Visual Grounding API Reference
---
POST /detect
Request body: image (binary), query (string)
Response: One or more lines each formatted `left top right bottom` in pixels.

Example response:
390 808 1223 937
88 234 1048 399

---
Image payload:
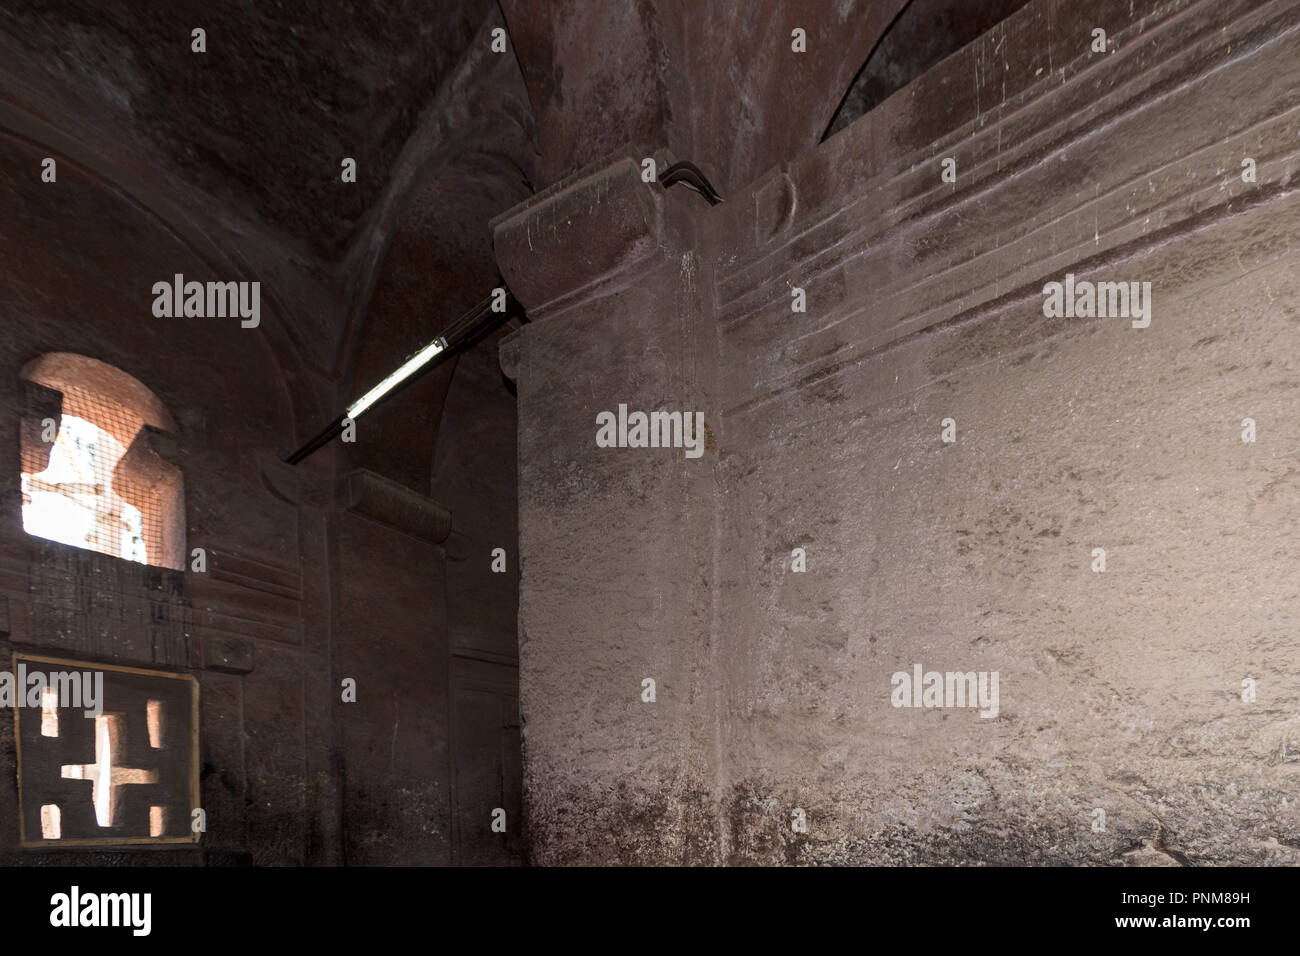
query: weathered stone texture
504 0 1300 864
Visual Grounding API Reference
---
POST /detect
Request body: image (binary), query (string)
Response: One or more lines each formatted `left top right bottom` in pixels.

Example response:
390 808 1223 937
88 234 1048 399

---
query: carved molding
336 469 452 544
711 0 1300 416
492 150 669 317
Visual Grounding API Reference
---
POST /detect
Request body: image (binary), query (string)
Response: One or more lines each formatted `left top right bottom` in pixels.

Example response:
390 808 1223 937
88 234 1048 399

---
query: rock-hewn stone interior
0 0 1295 866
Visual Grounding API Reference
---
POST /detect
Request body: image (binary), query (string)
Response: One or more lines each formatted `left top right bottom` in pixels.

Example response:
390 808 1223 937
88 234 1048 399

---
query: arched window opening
19 353 184 570
824 0 1034 140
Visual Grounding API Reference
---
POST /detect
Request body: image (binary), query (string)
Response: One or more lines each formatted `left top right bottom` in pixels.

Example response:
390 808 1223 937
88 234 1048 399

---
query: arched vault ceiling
0 0 495 260
499 0 910 193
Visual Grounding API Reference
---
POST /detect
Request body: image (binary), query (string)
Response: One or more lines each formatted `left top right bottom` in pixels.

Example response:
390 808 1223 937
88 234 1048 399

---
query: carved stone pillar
494 150 725 864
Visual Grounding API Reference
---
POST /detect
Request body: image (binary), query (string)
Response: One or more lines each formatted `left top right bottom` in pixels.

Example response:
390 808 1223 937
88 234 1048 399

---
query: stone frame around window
14 652 200 848
18 353 186 571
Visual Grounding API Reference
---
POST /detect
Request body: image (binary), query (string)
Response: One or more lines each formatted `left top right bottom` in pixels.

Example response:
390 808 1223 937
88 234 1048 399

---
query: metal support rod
282 415 346 466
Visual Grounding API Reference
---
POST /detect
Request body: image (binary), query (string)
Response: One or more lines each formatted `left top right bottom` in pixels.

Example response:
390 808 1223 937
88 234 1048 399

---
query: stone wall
0 121 522 865
501 0 1300 864
0 129 311 864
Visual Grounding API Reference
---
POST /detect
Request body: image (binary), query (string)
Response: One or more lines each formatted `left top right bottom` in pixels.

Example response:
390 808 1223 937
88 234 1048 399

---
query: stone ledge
199 632 254 674
492 149 668 317
336 469 452 544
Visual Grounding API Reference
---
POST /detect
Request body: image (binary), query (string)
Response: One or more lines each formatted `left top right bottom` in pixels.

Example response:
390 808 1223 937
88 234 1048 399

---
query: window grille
21 384 155 565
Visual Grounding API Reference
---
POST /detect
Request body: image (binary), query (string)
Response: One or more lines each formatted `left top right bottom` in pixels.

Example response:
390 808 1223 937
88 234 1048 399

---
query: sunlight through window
22 412 147 564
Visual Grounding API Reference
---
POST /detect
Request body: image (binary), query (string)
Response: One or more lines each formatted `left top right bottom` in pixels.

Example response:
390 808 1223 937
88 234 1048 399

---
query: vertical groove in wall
700 214 732 863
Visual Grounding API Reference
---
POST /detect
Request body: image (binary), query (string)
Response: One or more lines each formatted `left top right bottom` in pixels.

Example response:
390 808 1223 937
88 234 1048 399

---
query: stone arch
824 0 1034 140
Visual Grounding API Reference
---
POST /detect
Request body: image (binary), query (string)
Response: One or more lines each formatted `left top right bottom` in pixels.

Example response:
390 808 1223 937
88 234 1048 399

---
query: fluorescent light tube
346 336 447 420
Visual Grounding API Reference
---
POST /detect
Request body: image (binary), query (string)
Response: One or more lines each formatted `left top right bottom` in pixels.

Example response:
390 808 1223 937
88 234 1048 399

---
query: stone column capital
492 150 672 318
